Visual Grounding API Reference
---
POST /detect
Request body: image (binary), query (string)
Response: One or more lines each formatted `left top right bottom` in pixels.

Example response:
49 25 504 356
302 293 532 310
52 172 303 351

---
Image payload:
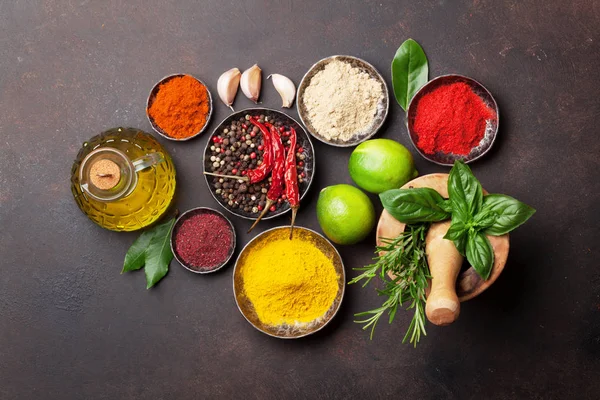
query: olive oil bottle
71 127 176 231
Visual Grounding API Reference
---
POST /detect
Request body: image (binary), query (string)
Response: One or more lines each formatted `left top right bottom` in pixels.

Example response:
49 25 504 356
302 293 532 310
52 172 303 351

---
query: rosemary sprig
349 223 431 347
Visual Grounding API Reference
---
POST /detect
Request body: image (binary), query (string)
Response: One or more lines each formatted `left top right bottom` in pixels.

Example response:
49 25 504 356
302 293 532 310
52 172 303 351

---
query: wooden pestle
425 221 464 326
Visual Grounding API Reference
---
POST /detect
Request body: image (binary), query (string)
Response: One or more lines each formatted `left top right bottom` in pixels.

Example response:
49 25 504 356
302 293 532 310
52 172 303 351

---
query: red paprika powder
413 82 496 156
148 75 210 139
174 213 233 270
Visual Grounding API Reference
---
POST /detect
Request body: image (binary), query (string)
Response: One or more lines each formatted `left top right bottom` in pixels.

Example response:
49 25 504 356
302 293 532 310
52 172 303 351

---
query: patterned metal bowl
146 73 213 141
406 74 499 166
233 226 345 339
297 55 389 147
170 207 236 274
203 108 315 221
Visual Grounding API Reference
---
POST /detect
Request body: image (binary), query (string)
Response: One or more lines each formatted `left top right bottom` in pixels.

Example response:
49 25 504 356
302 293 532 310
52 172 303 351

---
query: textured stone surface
0 1 599 399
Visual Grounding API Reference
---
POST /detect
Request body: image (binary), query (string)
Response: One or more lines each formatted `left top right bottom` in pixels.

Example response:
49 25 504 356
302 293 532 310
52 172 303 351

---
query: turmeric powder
239 229 339 326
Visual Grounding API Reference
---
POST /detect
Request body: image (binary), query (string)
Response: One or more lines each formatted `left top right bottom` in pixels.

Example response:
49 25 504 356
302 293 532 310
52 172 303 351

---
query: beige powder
303 60 383 142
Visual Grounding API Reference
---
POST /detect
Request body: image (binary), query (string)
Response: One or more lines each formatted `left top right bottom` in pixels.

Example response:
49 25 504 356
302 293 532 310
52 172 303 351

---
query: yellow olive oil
71 128 176 231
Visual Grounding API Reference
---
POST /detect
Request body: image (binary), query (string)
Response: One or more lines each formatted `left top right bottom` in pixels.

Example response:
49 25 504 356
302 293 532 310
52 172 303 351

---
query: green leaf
466 230 494 280
438 199 453 213
444 219 468 256
473 209 497 230
448 160 483 220
380 187 450 224
453 234 468 257
444 220 466 241
391 39 429 111
481 194 536 236
122 229 155 273
144 218 176 289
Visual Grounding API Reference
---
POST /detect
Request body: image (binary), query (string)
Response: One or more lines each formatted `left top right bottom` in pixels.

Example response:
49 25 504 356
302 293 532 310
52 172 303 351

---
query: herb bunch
381 161 536 279
350 224 430 346
352 160 535 344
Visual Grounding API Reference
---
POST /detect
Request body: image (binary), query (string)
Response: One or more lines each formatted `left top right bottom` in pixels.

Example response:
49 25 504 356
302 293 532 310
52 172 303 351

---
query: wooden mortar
375 173 510 326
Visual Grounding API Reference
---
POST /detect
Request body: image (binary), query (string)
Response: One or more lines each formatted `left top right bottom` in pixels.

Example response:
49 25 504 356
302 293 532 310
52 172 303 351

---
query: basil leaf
453 235 468 257
448 160 483 219
444 220 468 256
380 187 450 224
438 199 453 213
144 218 176 289
391 39 429 111
443 220 466 241
122 229 155 273
473 209 497 230
466 230 494 280
481 194 536 236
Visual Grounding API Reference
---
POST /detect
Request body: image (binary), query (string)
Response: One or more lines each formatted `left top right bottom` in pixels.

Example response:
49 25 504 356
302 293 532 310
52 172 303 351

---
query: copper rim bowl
170 207 236 274
297 55 389 147
233 226 345 339
406 74 499 166
146 73 213 141
203 108 315 221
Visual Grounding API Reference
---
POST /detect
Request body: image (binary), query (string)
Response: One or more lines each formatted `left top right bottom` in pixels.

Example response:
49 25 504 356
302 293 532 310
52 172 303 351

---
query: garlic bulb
217 68 241 111
268 74 296 108
240 64 262 103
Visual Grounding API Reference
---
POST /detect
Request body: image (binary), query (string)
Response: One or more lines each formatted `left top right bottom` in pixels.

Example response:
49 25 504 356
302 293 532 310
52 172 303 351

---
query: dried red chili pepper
248 124 285 233
284 127 300 239
204 117 273 184
245 117 273 183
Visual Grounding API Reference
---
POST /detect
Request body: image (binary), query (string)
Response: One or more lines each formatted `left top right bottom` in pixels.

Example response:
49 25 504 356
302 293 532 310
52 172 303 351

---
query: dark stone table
1 1 598 399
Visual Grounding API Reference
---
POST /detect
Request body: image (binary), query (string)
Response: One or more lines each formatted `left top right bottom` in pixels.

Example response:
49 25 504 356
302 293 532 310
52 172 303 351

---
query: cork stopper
89 159 121 190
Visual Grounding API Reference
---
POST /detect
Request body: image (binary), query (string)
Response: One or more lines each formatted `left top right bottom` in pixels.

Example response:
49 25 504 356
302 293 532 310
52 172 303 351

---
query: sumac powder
174 212 233 270
413 82 496 156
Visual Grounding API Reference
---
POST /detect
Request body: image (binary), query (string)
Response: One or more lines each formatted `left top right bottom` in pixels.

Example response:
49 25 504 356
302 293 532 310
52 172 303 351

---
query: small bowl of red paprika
146 73 213 141
170 207 236 274
407 74 499 166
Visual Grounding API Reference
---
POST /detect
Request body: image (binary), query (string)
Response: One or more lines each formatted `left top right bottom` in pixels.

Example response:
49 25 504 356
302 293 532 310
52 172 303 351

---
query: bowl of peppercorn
203 108 314 221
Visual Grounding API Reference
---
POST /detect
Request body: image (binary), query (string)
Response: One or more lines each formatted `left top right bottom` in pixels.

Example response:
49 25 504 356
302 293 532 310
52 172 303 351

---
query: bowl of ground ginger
233 226 345 338
297 55 389 147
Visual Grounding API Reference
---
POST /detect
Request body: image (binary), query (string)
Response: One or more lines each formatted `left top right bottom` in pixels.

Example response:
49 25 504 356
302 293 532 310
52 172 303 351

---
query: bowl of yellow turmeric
233 226 345 338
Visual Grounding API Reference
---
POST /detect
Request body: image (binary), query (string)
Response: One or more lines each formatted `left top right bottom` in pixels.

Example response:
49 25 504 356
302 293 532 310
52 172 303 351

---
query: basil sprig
380 160 535 280
391 39 429 111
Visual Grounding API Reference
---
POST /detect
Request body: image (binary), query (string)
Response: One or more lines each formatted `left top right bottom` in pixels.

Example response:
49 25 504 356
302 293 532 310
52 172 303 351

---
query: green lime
348 139 418 194
316 184 375 245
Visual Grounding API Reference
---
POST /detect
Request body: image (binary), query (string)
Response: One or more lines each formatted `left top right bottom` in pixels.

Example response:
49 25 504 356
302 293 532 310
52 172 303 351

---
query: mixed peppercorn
205 113 310 219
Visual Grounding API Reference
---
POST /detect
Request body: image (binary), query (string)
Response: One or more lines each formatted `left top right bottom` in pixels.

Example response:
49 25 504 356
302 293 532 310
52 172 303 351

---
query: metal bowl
146 73 213 141
233 226 345 339
406 74 499 166
203 108 315 220
170 207 236 274
297 55 389 147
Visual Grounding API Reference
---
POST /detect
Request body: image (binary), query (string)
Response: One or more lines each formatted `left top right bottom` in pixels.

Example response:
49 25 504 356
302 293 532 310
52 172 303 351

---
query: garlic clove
240 64 262 103
268 74 296 108
217 68 242 111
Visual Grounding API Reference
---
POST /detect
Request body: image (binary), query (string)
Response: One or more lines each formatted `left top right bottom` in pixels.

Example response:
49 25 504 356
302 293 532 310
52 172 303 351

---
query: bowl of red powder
407 74 499 166
170 207 236 274
146 73 213 141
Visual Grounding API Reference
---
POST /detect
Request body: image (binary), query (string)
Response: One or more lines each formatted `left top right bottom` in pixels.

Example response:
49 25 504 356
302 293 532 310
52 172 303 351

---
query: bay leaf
144 218 176 289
